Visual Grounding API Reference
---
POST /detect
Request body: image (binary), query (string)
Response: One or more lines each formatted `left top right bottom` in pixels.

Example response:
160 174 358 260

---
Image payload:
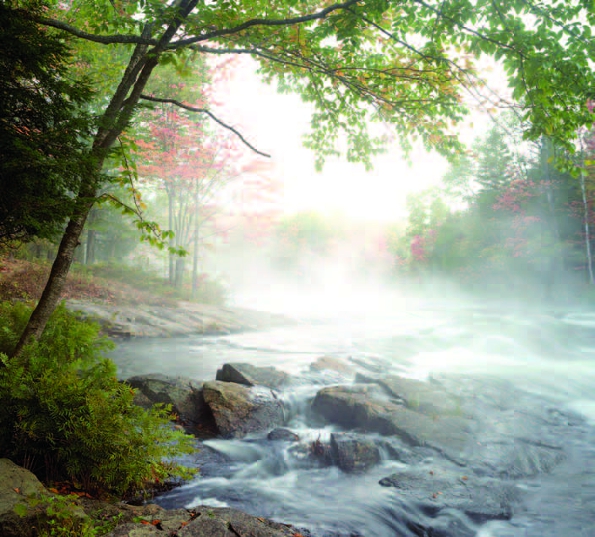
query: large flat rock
377 375 463 417
379 460 523 521
311 384 473 461
68 300 293 338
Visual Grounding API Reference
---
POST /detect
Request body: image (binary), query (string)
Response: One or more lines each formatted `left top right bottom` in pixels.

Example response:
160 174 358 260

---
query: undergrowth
0 301 197 497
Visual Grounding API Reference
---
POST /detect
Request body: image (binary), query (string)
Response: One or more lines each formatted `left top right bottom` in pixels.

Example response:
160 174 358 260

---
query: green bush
0 302 197 496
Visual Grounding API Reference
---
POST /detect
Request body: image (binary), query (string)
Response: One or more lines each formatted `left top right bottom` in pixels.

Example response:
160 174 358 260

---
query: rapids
110 292 595 536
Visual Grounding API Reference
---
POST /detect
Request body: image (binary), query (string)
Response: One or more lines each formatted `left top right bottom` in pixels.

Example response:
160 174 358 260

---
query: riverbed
109 292 595 536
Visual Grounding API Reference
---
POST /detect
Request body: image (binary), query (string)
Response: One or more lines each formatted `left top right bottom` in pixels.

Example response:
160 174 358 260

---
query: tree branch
169 0 363 47
139 94 271 157
36 16 156 45
37 1 362 49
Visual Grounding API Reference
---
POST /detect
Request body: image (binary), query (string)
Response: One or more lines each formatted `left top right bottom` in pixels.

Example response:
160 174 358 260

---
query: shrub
0 302 197 496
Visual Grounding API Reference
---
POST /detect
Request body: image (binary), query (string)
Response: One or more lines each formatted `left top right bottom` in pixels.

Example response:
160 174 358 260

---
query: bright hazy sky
216 59 494 222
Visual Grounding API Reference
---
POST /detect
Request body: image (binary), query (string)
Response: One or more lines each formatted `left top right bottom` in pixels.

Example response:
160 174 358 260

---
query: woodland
2 0 595 534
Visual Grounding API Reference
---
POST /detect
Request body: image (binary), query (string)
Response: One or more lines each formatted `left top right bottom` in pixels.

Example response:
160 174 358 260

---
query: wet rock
178 507 298 537
379 460 523 521
311 384 472 461
203 381 285 438
125 374 215 435
216 363 289 389
472 438 565 478
330 432 380 473
309 356 354 375
267 428 300 442
377 376 463 417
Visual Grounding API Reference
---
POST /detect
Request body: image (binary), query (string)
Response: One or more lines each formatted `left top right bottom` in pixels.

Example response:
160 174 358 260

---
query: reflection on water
110 297 595 536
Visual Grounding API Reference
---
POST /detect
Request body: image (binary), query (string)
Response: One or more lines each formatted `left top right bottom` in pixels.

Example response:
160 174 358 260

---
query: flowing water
111 289 595 536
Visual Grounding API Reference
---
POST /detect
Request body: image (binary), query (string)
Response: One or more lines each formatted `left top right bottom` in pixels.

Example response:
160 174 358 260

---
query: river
110 288 595 536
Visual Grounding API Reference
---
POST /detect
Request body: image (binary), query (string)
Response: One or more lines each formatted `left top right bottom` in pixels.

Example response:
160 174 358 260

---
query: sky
215 59 496 223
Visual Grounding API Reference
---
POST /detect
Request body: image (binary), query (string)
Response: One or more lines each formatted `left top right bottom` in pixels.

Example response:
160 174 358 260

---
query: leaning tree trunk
8 1 197 359
11 189 96 357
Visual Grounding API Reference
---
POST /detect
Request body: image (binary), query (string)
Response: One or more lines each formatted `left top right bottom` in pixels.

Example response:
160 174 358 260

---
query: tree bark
168 191 175 285
580 172 594 285
12 196 94 357
191 190 200 300
86 229 96 265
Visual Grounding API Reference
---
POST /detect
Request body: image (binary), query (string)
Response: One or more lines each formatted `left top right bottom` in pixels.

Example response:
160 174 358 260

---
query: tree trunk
175 256 185 288
86 229 96 265
168 192 175 286
11 199 94 357
191 187 200 299
580 173 594 285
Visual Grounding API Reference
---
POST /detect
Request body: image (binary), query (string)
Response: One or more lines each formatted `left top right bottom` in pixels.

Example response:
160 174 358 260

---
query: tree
135 102 238 288
8 0 595 355
0 3 94 244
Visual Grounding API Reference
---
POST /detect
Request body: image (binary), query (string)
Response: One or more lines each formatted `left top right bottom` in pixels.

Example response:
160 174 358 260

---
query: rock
267 428 300 442
472 439 565 478
377 376 463 417
216 363 289 389
311 384 472 461
379 460 523 521
104 505 300 537
330 432 380 473
125 374 216 435
177 507 298 537
67 300 293 339
202 381 285 438
107 523 161 536
310 356 353 375
0 459 85 537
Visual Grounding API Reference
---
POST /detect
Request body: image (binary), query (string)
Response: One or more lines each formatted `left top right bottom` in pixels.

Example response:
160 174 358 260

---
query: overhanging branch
139 94 271 157
170 0 363 47
37 1 362 48
36 16 156 45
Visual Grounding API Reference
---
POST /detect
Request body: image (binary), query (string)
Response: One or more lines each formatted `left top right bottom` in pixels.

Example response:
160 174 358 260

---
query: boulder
330 432 380 473
311 384 472 461
379 460 523 521
202 381 285 438
125 374 216 435
216 363 289 389
0 459 85 537
267 428 300 442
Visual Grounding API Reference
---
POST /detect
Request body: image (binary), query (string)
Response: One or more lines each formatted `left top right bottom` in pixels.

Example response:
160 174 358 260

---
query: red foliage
492 179 537 213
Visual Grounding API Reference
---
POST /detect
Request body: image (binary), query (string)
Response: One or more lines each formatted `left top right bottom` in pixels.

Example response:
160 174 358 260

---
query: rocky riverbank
67 299 295 338
0 353 582 537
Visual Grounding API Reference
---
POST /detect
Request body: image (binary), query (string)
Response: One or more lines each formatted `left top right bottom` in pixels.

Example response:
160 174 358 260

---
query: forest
2 0 595 536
